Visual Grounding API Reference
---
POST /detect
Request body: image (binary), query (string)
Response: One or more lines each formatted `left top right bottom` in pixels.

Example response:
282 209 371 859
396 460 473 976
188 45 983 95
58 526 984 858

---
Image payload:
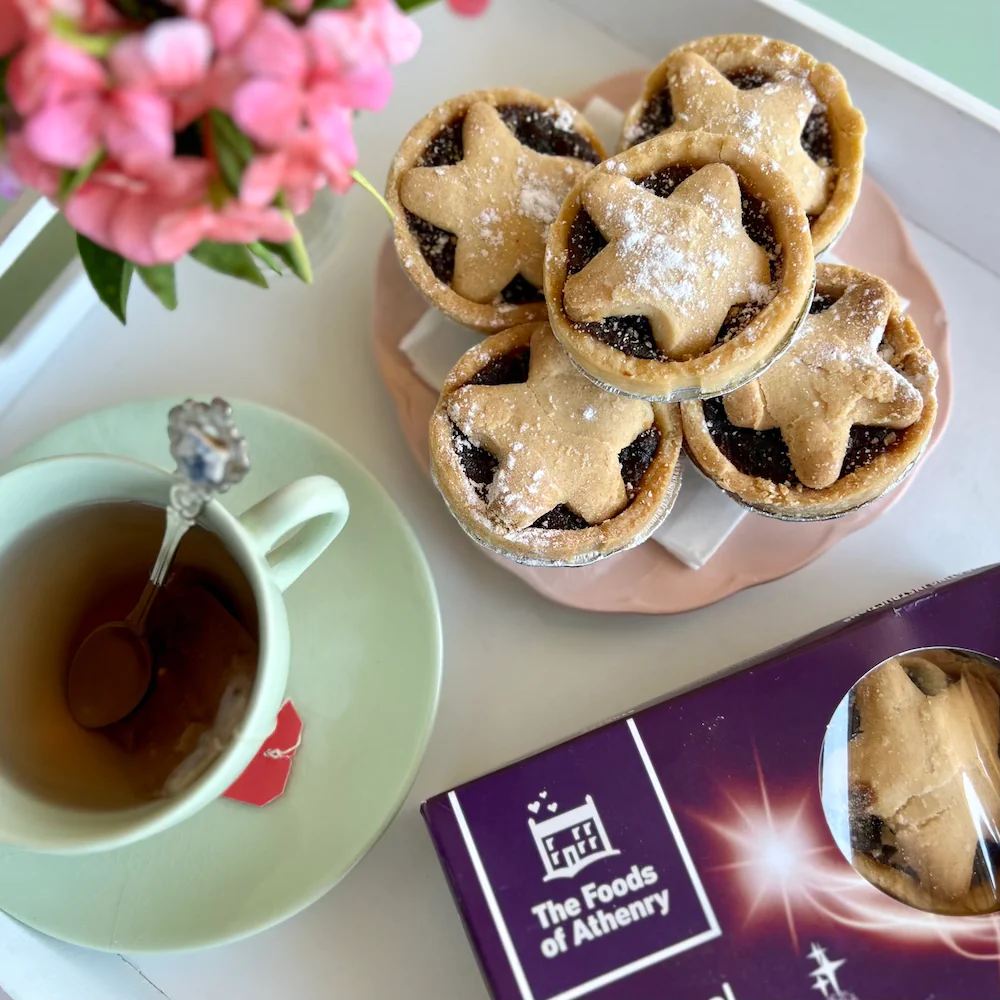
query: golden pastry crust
848 651 1000 916
544 130 815 401
429 322 683 565
681 264 938 519
564 163 772 361
853 854 1000 917
620 34 866 254
386 88 606 333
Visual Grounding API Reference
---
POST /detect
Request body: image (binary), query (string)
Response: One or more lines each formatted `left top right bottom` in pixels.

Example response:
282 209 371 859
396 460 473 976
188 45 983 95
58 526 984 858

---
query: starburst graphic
807 942 846 997
697 749 831 950
695 747 1000 964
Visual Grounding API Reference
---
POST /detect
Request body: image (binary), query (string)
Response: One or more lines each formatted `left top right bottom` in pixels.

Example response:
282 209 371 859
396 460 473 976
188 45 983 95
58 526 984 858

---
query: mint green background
800 0 999 106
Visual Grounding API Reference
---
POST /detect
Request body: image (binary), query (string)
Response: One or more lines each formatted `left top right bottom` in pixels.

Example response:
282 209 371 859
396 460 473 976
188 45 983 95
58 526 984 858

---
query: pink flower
231 11 306 145
23 93 104 168
308 56 392 112
103 90 175 166
81 0 128 33
110 19 213 91
66 158 212 265
7 36 106 117
5 133 60 199
0 0 28 58
172 54 243 128
242 123 356 216
203 201 294 243
66 157 294 265
7 32 172 172
447 0 491 15
231 7 390 148
17 73 173 171
232 78 301 146
110 19 232 129
2 0 418 282
305 0 421 111
179 0 261 53
240 8 305 81
353 0 422 65
304 88 358 184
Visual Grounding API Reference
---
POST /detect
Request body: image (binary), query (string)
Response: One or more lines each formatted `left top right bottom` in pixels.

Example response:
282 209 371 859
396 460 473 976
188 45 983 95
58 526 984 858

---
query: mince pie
620 34 866 254
544 130 815 401
682 264 937 519
847 650 1000 916
386 88 606 332
429 321 683 565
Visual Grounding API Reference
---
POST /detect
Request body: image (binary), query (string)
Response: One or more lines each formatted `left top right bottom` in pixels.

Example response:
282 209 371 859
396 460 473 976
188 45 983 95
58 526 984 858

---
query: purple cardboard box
423 565 1000 1000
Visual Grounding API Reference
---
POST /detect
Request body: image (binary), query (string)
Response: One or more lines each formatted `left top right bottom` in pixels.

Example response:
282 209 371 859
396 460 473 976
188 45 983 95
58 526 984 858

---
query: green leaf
350 168 394 220
261 204 313 284
189 241 268 288
312 0 353 8
209 110 254 195
248 242 284 275
58 149 104 202
76 234 133 324
137 264 177 311
260 230 313 285
50 14 123 57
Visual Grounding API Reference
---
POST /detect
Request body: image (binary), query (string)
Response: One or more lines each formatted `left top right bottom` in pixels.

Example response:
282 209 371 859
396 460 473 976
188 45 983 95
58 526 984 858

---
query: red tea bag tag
224 700 303 806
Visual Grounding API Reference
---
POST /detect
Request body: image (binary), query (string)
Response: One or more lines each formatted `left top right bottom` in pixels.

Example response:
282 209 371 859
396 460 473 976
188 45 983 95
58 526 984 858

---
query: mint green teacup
0 455 348 854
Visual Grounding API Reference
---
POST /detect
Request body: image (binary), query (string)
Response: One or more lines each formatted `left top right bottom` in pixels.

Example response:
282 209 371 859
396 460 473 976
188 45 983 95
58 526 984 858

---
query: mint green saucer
0 399 442 952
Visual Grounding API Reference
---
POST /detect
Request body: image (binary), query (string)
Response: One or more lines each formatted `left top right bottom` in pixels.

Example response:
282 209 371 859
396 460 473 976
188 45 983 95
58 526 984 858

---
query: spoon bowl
66 622 152 729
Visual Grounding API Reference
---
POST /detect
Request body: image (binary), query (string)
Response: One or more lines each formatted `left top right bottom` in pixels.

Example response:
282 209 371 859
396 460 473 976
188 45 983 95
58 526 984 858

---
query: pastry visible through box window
543 130 815 401
429 321 683 566
846 649 1000 916
620 34 866 254
681 263 937 519
386 89 606 333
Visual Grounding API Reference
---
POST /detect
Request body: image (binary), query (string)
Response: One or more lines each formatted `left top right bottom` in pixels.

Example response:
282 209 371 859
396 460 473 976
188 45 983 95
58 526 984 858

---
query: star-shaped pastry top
850 656 1000 901
666 52 835 215
563 165 772 360
723 275 924 489
448 326 654 530
399 102 591 303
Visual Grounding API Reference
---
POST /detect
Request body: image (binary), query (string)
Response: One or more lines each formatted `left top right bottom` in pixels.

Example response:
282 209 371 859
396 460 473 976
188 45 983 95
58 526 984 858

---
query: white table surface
2 1 999 998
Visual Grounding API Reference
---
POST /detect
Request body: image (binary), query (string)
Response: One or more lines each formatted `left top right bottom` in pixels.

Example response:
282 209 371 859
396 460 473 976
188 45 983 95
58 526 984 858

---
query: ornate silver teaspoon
67 398 249 729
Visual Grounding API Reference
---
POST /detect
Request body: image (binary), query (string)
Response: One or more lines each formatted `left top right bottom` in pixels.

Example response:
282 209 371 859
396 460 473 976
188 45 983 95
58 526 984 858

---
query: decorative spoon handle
124 398 250 632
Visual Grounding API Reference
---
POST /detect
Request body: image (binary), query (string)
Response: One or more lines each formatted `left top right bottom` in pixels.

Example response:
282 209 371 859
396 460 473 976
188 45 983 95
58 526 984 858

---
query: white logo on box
528 793 620 881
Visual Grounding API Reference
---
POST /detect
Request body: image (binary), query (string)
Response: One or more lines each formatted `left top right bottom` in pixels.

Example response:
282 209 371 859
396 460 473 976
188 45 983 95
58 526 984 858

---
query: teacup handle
238 476 349 592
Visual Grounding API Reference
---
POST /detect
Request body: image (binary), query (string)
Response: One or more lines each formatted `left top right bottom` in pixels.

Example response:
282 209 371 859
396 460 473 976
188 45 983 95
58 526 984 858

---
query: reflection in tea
0 501 258 809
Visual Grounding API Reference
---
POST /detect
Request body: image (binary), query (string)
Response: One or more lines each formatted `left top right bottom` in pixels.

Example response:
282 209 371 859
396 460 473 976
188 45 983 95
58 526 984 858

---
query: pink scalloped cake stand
371 71 953 615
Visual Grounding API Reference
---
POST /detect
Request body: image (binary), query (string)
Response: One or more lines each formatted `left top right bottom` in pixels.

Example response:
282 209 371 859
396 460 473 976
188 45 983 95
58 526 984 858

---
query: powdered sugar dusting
666 54 836 215
443 329 654 537
549 101 576 132
519 177 563 224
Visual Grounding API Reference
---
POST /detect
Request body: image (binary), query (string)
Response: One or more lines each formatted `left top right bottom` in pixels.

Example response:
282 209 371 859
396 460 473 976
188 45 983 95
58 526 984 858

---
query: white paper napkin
580 95 626 154
398 310 483 389
399 307 747 570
